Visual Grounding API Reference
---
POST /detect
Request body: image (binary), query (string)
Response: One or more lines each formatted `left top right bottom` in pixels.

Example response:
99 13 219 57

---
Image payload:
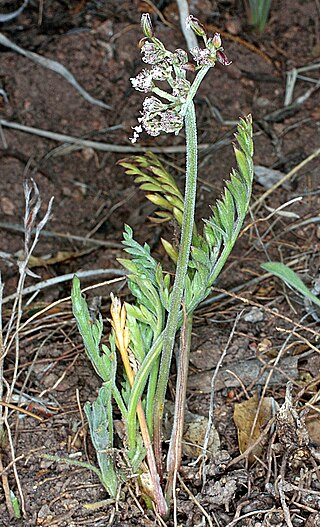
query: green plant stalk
153 101 198 471
127 75 213 460
180 67 210 117
146 356 160 434
248 0 271 32
165 312 192 503
127 335 163 450
145 294 164 435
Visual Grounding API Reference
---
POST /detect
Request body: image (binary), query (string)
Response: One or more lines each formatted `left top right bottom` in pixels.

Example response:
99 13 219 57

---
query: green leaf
161 238 178 265
72 276 110 382
261 262 320 308
191 246 211 269
10 491 21 519
187 115 254 310
84 384 119 497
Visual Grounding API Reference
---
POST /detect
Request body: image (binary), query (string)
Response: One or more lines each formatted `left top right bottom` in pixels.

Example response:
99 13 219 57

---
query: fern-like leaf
118 152 184 225
118 152 199 262
189 115 254 308
120 224 158 284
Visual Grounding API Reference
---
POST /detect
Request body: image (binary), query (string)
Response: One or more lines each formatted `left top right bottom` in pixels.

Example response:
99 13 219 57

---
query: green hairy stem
153 102 198 466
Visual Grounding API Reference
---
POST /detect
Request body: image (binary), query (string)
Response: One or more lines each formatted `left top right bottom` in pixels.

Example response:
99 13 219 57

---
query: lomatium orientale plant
72 14 254 517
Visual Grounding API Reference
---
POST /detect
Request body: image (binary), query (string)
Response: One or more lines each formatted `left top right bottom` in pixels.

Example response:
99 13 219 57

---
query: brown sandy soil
0 1 319 525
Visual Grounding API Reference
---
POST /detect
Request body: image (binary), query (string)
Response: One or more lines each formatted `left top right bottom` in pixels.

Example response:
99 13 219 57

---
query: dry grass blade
0 179 54 518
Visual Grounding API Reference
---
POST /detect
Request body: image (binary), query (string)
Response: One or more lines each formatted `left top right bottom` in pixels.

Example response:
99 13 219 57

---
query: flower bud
217 50 232 66
186 15 206 37
141 13 154 38
138 37 147 49
182 62 196 72
212 32 222 49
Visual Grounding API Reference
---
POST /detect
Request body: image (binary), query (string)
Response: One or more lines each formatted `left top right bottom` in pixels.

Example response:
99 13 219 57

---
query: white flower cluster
130 41 188 142
130 14 231 143
130 96 184 143
190 47 216 67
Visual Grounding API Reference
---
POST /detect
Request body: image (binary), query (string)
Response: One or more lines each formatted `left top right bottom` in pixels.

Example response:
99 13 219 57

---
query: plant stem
111 302 167 516
153 101 198 472
127 335 163 448
165 310 192 503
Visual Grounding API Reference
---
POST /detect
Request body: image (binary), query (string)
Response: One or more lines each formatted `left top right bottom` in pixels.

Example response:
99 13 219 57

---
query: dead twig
0 0 28 23
251 147 320 211
2 269 126 305
0 221 123 249
211 288 320 338
0 119 229 154
227 417 275 468
0 401 43 422
278 477 294 527
177 473 215 527
202 311 243 486
224 508 275 527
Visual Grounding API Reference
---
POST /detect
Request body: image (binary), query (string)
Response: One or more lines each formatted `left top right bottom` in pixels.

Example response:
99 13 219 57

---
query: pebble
243 307 264 323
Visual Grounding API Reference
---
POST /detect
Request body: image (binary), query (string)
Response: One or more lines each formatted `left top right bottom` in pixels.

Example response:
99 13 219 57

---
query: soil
0 1 320 526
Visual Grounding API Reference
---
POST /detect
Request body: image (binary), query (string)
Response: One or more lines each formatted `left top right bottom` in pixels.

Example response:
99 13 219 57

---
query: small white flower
130 69 154 92
142 113 162 136
172 78 190 100
142 42 166 65
129 124 143 143
151 63 172 81
143 96 166 114
168 48 188 66
190 47 216 66
161 110 183 134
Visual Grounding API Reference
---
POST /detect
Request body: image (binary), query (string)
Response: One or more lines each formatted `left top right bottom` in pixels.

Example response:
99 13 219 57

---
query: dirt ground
0 1 320 526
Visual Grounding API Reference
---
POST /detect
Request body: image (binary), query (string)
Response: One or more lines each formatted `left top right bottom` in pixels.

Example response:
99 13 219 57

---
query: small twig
224 508 275 527
211 288 320 338
0 401 43 422
0 119 228 154
278 477 294 527
143 0 174 29
2 277 126 357
177 473 214 527
1 180 54 517
251 147 320 211
2 270 126 305
0 0 28 23
246 329 295 470
202 311 243 486
227 417 275 468
0 221 123 249
199 274 271 309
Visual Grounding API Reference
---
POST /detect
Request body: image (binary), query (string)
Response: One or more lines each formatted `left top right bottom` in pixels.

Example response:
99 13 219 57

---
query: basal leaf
261 261 320 308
